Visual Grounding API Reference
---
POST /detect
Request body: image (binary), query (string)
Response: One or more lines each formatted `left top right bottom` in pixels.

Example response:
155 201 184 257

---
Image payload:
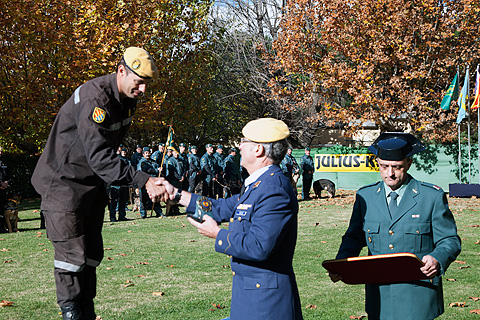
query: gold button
256 283 260 288
368 237 372 243
218 240 223 246
389 244 394 249
238 217 242 221
367 229 370 233
416 230 420 234
232 271 235 276
230 218 234 223
389 230 394 235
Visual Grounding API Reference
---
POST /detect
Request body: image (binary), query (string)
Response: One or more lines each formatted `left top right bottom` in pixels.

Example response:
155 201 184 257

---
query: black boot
61 303 84 320
81 302 96 320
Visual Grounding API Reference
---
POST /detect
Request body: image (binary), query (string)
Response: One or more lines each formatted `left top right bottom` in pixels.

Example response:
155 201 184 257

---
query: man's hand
329 272 342 283
187 215 220 239
421 255 440 278
145 177 169 203
154 177 175 201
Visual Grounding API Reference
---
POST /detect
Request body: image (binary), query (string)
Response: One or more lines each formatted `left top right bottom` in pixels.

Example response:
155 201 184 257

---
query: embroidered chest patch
92 107 106 123
237 204 252 210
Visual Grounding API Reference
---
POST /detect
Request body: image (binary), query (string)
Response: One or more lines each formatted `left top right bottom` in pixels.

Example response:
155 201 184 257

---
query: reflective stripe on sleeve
54 260 84 272
74 85 83 104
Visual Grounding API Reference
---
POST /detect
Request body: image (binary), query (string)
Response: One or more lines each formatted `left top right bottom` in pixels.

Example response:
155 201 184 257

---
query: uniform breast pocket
363 221 380 252
244 273 278 290
404 222 433 253
233 208 252 232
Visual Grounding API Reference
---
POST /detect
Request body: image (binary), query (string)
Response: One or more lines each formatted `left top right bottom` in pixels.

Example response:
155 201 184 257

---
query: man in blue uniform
158 118 303 320
31 47 166 319
329 132 461 320
300 147 314 200
130 144 143 169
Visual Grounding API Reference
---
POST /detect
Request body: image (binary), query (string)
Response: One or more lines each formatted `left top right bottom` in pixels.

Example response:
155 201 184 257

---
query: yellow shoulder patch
92 107 106 123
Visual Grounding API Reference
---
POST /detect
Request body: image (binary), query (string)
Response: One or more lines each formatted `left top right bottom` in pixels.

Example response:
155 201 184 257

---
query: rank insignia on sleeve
253 181 261 188
92 107 106 123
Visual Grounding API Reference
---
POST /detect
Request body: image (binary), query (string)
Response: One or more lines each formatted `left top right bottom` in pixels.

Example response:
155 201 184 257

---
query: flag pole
458 123 462 183
457 65 462 183
467 65 471 183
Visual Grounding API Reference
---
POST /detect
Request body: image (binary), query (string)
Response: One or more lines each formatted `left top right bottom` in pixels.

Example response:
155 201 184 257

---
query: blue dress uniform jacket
186 165 303 320
337 175 461 320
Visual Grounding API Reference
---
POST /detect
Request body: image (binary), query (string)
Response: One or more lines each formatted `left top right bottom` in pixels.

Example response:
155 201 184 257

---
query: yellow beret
242 118 290 143
123 47 158 79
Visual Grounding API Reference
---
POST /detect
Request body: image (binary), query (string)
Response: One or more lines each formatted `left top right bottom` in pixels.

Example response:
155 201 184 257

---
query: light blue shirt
384 177 410 206
244 165 273 192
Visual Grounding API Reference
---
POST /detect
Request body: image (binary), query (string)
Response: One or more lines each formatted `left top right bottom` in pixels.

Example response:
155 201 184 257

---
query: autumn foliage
270 0 480 141
0 0 213 153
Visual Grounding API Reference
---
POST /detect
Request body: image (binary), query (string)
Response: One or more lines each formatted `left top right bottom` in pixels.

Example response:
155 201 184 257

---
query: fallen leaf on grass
0 239 4 241
104 248 112 250
125 266 135 268
446 278 457 281
1 248 10 252
107 257 114 260
136 262 150 265
454 260 467 264
222 265 230 269
208 303 225 311
321 241 327 244
475 240 480 245
0 300 14 307
189 239 196 242
449 302 466 307
305 305 317 309
458 266 470 270
349 316 366 319
136 275 145 277
470 309 480 315
3 260 13 263
464 224 480 228
166 265 175 268
42 249 49 252
117 253 127 256
152 292 165 296
127 230 132 233
469 297 480 302
315 223 320 226
38 243 45 246
123 282 134 288
106 267 113 270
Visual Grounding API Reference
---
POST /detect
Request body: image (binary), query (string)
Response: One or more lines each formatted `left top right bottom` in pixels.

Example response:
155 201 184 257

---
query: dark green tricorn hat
368 132 425 161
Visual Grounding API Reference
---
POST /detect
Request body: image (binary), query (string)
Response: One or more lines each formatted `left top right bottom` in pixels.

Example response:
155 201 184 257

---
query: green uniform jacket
200 153 216 183
336 175 461 320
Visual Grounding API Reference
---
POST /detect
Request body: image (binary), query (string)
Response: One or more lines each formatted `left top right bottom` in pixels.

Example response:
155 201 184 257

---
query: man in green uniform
188 146 201 193
178 143 189 191
213 145 225 198
138 148 163 218
200 144 217 198
224 147 241 198
300 147 314 200
329 132 461 320
151 142 165 166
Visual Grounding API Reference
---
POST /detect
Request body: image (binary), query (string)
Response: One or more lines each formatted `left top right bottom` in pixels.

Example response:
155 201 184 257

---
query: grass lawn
0 190 479 319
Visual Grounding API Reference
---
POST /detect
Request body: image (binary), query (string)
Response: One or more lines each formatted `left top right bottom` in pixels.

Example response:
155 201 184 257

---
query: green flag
440 72 459 110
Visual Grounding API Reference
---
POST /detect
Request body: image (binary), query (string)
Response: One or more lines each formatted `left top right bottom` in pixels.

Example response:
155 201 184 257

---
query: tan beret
242 118 290 143
123 47 158 79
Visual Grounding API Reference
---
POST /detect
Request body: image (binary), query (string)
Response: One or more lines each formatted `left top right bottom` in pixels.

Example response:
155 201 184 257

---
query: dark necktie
239 183 246 197
389 191 398 217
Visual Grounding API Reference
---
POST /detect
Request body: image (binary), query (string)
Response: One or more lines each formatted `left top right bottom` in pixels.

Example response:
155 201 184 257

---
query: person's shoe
118 217 130 221
61 303 83 320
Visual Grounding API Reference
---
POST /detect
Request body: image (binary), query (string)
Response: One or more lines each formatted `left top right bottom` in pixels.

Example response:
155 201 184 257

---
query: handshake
144 177 177 204
144 176 221 239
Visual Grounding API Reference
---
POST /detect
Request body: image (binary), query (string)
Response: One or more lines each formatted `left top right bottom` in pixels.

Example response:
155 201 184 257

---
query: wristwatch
174 189 182 202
